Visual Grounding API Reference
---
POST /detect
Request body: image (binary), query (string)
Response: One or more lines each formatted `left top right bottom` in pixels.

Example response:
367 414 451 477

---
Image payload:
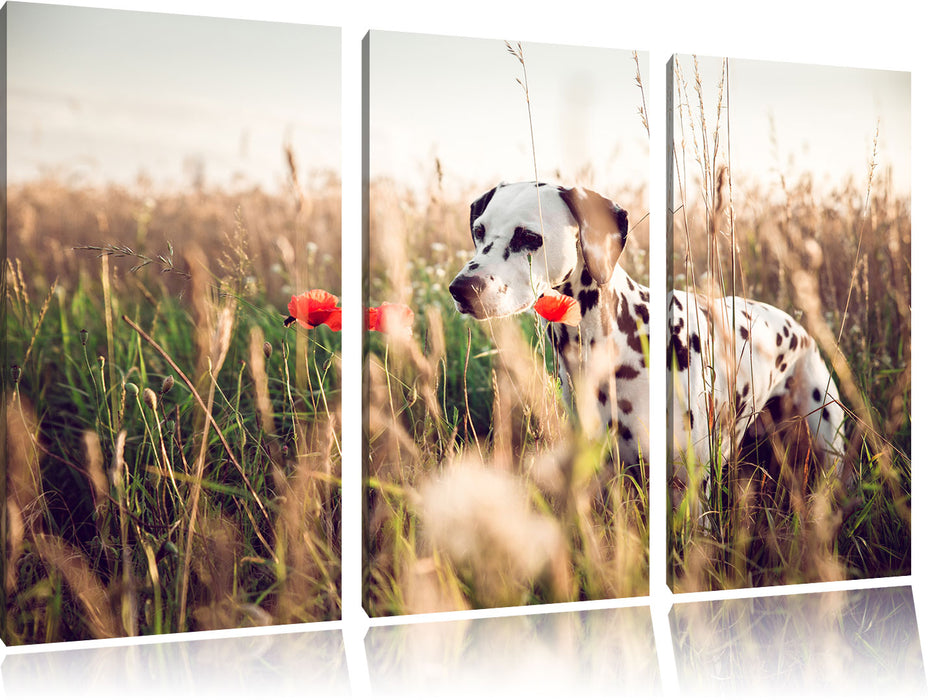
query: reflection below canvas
1 629 349 697
366 606 659 696
670 586 924 695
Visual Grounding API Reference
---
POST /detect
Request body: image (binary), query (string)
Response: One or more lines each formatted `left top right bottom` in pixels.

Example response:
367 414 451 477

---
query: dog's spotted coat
449 181 846 487
668 290 846 491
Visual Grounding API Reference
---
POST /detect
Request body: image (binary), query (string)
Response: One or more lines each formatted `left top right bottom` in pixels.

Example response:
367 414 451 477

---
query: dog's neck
544 261 649 411
554 262 648 345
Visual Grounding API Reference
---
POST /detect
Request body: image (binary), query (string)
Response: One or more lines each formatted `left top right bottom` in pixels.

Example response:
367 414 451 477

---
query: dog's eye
509 227 543 253
472 224 485 243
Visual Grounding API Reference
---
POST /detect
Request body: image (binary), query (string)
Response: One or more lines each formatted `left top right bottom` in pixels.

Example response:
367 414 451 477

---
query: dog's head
449 182 628 319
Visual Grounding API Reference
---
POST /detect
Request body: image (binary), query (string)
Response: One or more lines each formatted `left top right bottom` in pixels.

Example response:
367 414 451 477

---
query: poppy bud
161 375 175 394
79 329 89 346
11 364 21 384
143 387 158 412
124 382 139 397
263 341 273 359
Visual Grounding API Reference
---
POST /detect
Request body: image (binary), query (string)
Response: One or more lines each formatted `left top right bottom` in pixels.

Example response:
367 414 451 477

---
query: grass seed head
419 459 570 607
143 387 158 412
160 375 175 395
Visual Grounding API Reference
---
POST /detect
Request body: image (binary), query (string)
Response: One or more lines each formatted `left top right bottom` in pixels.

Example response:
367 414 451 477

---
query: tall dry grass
3 164 342 643
668 56 910 591
7 172 340 299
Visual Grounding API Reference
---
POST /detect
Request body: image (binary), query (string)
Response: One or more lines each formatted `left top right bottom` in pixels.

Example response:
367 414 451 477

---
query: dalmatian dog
448 181 847 494
449 181 650 472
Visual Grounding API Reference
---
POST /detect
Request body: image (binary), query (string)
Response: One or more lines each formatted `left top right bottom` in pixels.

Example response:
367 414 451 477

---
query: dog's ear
558 186 628 285
469 185 499 232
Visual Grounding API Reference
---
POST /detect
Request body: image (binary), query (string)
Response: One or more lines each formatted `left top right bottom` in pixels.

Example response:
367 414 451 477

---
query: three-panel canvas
1 3 917 689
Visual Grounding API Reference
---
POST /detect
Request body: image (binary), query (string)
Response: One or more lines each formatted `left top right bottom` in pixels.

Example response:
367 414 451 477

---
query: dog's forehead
478 183 574 234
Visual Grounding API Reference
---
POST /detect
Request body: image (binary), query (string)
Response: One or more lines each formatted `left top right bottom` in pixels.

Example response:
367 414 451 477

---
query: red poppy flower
368 302 415 337
533 292 581 326
286 289 342 331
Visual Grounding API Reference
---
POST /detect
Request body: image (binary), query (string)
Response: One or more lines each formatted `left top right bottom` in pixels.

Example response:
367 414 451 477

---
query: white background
3 1 932 697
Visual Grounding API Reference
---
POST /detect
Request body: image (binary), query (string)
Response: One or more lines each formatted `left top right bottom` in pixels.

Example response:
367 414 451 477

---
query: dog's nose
449 274 484 308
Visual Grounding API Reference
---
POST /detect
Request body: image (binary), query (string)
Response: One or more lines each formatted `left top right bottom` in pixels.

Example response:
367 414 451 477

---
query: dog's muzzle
449 274 486 316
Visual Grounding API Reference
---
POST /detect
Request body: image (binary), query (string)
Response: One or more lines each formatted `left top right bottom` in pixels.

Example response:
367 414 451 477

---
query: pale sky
6 3 340 191
672 55 911 197
367 31 650 196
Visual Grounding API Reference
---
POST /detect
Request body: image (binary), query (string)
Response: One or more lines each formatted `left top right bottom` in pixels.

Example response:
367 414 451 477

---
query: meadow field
365 170 650 614
3 168 342 643
668 57 911 590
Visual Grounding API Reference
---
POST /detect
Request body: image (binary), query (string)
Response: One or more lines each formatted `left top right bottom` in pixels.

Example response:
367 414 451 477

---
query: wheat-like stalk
633 51 649 138
74 242 190 278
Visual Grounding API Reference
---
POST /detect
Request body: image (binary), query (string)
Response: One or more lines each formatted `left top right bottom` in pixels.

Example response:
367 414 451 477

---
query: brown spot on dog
578 288 599 313
580 266 593 287
616 364 640 380
669 333 689 372
634 303 649 324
